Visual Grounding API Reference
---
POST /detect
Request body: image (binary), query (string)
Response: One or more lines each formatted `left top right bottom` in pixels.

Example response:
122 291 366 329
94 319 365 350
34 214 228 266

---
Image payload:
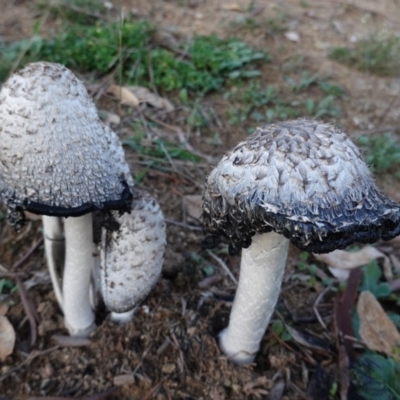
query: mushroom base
219 232 289 364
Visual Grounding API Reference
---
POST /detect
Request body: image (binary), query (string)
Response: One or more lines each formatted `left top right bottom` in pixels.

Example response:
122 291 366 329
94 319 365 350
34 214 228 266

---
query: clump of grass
0 20 269 96
35 0 108 24
357 132 400 174
226 74 343 125
329 34 400 76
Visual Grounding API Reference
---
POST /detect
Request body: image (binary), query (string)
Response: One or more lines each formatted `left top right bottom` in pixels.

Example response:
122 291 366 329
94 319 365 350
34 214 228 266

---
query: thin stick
11 237 44 271
313 285 331 331
165 219 202 231
15 276 40 346
207 250 238 285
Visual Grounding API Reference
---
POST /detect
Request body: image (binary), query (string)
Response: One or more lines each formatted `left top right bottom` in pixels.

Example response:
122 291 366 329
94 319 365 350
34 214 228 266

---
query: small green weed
0 20 269 96
0 279 16 295
351 353 400 400
270 319 292 341
225 75 342 125
357 133 400 175
123 132 202 163
330 34 400 76
360 260 391 298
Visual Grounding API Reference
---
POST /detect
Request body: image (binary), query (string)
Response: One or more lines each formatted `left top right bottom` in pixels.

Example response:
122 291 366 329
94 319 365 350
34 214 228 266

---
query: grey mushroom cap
202 119 400 255
0 62 134 223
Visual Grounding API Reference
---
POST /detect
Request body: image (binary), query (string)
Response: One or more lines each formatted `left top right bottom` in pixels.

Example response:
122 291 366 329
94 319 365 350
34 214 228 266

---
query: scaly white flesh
63 214 96 337
219 232 289 364
100 189 166 322
42 216 65 312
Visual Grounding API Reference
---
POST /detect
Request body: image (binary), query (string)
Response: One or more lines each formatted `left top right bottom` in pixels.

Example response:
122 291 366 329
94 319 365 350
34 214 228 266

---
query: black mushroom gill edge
5 180 133 228
202 194 400 256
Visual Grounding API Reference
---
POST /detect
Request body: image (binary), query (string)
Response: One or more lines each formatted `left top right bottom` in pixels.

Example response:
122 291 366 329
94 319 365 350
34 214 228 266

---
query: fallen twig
207 250 238 285
313 285 331 331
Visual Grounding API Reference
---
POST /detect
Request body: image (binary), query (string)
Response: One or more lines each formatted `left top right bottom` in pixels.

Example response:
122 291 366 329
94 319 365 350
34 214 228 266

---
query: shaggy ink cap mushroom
203 119 400 255
202 119 400 364
0 62 133 222
0 62 135 336
99 188 166 324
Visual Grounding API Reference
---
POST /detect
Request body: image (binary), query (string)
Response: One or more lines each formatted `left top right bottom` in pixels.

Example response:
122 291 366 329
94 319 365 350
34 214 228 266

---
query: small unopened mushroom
0 62 134 336
202 119 400 364
99 188 166 323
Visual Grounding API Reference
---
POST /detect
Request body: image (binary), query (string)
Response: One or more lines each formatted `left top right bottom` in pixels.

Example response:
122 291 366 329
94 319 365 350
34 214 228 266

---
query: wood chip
113 374 135 386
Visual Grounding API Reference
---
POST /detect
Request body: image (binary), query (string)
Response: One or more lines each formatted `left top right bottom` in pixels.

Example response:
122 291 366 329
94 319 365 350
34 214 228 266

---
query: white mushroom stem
63 214 96 337
42 216 65 311
219 232 289 365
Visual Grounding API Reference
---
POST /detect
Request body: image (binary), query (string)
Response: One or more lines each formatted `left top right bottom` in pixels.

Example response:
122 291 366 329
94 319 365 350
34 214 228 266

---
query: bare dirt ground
1 0 400 399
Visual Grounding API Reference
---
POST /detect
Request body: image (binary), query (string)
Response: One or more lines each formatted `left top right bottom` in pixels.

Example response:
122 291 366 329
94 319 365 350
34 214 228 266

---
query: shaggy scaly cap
0 62 133 222
100 188 166 313
202 119 400 254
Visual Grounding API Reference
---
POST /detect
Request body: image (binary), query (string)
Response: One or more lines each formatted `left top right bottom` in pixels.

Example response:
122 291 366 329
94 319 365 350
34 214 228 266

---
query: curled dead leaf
128 86 174 112
357 291 400 355
106 84 139 107
0 315 16 360
314 246 392 281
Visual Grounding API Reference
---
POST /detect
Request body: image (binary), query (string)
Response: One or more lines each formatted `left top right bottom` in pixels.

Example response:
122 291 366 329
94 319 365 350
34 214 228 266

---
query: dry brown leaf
128 86 174 112
357 291 400 355
182 194 202 222
106 84 139 107
0 315 16 360
314 246 392 281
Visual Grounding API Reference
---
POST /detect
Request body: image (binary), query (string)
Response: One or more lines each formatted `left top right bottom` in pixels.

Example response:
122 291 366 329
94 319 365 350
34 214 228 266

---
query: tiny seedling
270 319 292 341
329 382 338 400
0 279 16 295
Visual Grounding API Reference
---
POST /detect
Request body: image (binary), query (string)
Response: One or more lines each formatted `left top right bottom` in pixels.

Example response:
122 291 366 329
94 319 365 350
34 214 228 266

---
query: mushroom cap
202 119 400 254
100 188 166 314
0 62 133 219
